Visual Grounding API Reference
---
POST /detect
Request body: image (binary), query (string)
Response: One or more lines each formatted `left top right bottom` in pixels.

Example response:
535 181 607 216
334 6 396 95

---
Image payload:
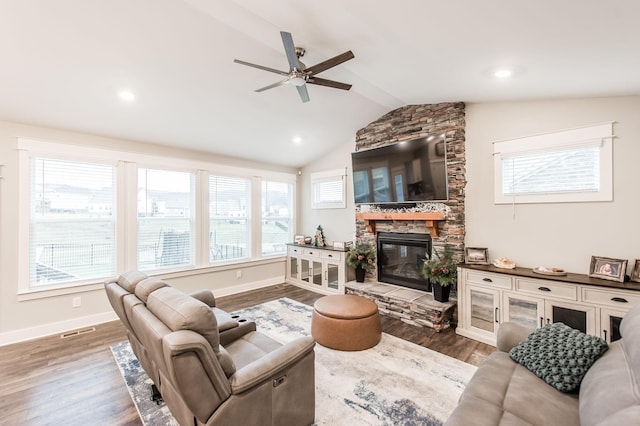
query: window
137 168 195 271
209 175 250 262
311 169 347 209
493 123 613 204
29 157 116 287
262 180 292 256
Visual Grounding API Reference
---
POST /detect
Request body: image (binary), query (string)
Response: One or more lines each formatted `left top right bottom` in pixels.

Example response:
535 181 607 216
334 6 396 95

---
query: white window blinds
30 157 116 286
493 123 613 204
209 175 250 262
262 180 292 255
311 168 347 209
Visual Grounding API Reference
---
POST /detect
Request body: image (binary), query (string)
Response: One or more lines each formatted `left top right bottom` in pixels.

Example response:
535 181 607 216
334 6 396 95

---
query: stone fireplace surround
345 102 466 330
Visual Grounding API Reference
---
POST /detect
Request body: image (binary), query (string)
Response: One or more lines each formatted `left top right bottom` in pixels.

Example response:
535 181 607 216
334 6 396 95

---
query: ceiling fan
234 31 354 103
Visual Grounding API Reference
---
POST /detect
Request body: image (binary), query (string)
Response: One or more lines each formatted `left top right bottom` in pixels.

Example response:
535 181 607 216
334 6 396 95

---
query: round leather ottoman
311 294 382 351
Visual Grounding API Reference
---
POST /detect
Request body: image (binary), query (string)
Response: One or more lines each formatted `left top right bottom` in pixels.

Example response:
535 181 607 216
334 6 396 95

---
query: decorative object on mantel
493 257 516 269
303 236 313 245
533 266 567 276
313 225 326 247
346 242 376 282
589 256 627 283
422 245 459 302
631 260 640 283
465 247 489 265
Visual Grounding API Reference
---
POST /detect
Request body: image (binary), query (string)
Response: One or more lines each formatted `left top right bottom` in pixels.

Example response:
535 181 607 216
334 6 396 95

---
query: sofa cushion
509 322 608 393
446 351 580 426
117 270 148 292
135 277 168 303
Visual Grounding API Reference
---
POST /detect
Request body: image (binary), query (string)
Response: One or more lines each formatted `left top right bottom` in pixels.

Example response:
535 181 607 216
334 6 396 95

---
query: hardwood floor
0 284 493 425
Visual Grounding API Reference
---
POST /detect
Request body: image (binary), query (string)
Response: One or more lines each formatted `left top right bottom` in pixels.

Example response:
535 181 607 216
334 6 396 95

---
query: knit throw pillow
509 322 608 393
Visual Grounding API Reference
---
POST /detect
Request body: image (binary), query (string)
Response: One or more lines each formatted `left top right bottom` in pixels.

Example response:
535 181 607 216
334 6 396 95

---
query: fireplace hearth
377 232 432 291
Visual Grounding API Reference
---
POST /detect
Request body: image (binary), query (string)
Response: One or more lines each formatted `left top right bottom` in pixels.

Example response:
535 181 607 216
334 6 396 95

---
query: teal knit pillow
509 322 608 393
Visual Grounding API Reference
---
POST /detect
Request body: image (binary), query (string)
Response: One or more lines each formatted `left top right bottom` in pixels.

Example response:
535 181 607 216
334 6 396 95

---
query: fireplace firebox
377 232 432 291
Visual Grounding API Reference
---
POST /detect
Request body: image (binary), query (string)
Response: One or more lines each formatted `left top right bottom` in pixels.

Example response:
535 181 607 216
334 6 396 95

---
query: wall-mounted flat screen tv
351 134 448 204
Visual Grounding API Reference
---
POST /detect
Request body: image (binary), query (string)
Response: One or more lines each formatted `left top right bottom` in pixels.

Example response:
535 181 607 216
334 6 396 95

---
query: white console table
457 264 640 346
285 244 353 295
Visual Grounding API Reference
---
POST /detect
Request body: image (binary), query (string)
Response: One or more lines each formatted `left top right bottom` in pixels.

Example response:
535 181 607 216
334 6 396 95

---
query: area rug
111 298 476 426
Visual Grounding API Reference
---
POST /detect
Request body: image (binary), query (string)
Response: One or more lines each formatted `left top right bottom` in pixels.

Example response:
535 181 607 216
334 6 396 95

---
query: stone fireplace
377 232 432 291
345 102 466 330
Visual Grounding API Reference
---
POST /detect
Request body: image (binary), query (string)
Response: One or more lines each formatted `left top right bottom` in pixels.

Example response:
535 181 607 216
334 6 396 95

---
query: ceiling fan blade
280 31 300 71
234 59 289 76
305 51 354 76
255 79 289 92
307 76 352 91
296 84 310 103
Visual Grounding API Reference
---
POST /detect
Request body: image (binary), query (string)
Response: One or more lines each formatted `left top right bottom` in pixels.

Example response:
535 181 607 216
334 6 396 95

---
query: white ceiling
1 0 639 168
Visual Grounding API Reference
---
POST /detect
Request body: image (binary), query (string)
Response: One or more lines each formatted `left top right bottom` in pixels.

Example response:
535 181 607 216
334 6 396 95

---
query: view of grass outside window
209 175 250 262
30 157 116 286
137 168 195 271
262 181 292 256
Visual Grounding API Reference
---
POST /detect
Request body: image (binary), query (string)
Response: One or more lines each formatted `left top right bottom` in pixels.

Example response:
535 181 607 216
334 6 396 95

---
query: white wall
0 120 292 345
465 95 640 274
301 95 640 276
299 138 357 245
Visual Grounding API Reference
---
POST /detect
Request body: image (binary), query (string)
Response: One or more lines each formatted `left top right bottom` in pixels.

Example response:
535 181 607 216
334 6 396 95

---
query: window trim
493 123 614 204
311 168 347 209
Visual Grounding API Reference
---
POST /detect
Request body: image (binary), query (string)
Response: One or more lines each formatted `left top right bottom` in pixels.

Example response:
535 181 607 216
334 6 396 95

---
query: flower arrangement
422 245 460 287
346 242 376 271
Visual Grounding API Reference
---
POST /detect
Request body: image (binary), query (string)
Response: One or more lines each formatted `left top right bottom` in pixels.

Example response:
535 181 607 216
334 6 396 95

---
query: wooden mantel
355 212 446 238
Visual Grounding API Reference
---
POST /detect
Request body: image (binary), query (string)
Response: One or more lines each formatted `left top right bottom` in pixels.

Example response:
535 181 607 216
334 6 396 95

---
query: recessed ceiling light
293 136 302 144
493 68 513 79
118 90 135 102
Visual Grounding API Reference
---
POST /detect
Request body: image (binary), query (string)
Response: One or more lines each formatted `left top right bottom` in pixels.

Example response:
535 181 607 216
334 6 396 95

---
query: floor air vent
60 327 96 338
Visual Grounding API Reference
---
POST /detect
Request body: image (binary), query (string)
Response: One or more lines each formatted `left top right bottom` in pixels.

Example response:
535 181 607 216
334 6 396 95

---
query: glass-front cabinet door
600 307 626 343
300 258 311 283
325 260 340 291
502 292 544 330
465 285 501 339
311 260 323 287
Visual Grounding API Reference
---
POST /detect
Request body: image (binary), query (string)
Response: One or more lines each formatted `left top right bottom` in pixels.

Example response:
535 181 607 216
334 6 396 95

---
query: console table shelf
355 212 446 237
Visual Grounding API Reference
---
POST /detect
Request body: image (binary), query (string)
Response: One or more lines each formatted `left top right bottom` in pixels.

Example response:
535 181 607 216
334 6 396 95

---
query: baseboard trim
0 277 285 346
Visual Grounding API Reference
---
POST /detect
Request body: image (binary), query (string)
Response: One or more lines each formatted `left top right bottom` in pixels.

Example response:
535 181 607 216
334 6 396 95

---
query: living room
1 1 640 425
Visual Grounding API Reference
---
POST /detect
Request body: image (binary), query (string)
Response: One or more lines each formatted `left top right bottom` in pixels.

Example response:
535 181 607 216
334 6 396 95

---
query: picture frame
630 259 640 283
294 235 305 244
465 247 489 265
589 256 627 282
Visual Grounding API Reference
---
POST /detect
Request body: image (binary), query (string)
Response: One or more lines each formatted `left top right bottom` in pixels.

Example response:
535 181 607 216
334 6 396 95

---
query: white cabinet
457 266 639 346
286 245 351 294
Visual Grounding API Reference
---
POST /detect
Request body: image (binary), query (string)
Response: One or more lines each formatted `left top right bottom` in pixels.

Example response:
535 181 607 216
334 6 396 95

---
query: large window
137 168 195 271
19 139 295 294
29 157 115 287
262 180 292 256
493 123 613 204
209 175 250 262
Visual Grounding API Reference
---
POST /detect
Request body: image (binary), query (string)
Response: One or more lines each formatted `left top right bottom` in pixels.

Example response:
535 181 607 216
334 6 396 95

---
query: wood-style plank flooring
0 284 493 426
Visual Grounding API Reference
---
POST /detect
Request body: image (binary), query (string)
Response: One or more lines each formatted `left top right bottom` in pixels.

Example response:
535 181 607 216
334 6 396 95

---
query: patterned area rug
111 298 476 426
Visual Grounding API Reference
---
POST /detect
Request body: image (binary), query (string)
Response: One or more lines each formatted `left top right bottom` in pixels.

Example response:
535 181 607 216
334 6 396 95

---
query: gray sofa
105 271 316 426
446 303 640 425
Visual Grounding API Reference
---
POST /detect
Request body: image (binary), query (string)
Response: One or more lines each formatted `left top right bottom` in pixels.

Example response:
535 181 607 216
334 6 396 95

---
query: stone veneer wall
354 102 466 296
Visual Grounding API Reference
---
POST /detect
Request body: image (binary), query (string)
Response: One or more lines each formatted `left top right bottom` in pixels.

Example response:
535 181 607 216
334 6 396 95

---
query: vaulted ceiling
1 0 639 167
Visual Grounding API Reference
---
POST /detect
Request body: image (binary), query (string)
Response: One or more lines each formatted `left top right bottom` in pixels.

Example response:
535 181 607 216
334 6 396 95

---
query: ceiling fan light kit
234 31 354 103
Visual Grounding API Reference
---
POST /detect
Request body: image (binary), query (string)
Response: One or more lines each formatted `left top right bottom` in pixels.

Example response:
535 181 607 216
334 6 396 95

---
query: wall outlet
236 270 242 279
72 296 81 308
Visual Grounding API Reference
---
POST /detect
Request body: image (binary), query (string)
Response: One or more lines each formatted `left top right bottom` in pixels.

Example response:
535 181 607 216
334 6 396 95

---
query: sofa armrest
496 322 533 352
219 321 257 346
229 336 316 394
190 289 217 307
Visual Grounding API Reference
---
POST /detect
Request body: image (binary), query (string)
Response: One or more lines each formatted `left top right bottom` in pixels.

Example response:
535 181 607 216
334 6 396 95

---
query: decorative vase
355 266 366 283
433 283 451 303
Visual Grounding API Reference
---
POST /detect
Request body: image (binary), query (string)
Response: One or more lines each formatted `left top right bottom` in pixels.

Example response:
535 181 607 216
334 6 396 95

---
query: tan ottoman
311 294 382 351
